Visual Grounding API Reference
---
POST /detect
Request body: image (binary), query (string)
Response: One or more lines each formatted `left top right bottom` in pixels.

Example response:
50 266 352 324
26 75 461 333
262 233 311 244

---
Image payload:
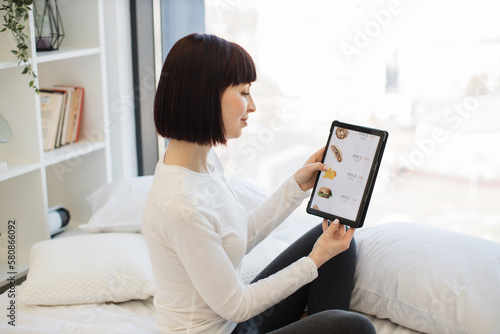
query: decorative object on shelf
33 0 64 51
0 0 39 93
48 205 70 237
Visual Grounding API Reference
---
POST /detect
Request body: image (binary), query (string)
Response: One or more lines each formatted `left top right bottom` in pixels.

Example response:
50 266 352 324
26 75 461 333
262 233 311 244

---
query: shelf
0 57 32 70
0 0 111 291
0 160 41 182
0 142 107 181
35 47 100 64
43 140 106 167
0 58 20 70
53 220 88 239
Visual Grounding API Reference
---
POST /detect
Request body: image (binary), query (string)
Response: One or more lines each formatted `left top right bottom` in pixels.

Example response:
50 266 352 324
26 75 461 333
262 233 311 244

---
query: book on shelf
53 89 68 149
53 87 72 148
40 85 84 151
40 90 65 151
54 85 85 144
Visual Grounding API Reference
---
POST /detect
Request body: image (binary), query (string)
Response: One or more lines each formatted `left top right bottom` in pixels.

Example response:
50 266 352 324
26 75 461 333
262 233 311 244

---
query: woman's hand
293 147 329 192
308 219 355 268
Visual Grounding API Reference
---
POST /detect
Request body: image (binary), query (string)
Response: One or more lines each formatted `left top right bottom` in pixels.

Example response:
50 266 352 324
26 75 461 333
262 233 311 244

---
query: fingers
322 219 357 240
346 226 356 240
306 146 326 164
325 220 355 239
325 219 340 235
311 146 326 162
305 161 330 173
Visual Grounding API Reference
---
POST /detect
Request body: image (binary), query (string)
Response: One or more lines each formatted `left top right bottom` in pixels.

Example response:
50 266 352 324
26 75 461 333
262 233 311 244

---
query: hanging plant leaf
1 0 38 93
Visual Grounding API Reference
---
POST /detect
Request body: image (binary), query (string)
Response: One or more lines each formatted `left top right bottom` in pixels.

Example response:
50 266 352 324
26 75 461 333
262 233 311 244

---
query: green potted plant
1 0 38 93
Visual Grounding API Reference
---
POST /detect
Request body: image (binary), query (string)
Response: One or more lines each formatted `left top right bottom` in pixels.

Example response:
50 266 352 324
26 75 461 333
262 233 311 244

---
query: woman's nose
247 95 256 113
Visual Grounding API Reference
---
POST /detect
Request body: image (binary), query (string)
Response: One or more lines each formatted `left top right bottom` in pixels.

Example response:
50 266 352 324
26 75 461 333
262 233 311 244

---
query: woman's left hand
293 147 330 192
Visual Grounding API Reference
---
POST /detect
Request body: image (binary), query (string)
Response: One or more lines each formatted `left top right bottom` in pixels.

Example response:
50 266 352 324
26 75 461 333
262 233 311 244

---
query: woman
142 33 375 334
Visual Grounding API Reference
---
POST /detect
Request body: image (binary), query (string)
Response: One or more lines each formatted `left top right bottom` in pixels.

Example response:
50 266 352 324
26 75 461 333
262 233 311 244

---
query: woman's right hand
308 219 355 268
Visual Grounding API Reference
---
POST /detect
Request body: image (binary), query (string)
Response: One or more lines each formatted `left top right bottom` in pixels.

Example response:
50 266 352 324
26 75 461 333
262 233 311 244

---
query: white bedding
1 175 498 333
0 215 421 334
0 297 421 334
0 296 421 334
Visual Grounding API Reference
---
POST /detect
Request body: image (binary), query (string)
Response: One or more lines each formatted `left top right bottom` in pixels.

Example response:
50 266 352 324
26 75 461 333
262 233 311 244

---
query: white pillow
80 176 154 233
80 174 268 233
19 233 155 305
227 175 268 212
351 222 500 334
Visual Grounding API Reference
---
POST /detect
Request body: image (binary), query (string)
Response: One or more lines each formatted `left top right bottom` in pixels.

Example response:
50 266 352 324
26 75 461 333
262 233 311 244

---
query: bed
1 175 499 334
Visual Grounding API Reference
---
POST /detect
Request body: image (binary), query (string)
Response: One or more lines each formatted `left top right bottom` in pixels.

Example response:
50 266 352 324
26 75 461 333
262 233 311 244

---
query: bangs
223 42 257 87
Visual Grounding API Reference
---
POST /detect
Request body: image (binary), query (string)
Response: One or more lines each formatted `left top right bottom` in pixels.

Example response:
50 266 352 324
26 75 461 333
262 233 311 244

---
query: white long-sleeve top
142 151 318 334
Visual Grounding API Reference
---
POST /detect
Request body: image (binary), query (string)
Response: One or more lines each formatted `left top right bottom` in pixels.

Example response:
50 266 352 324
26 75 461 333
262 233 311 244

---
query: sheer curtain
206 0 500 240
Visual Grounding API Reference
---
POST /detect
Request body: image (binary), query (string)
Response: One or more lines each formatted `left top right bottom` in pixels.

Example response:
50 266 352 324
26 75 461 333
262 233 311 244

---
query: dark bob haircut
154 33 257 146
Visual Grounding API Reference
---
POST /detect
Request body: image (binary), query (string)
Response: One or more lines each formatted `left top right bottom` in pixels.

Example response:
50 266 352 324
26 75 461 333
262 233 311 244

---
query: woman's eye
241 92 250 96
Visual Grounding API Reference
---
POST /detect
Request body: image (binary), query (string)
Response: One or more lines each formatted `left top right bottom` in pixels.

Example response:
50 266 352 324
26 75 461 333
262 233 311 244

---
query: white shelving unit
0 0 111 289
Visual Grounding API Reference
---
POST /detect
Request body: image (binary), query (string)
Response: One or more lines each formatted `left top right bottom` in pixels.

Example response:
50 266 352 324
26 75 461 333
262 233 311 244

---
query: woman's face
221 83 256 140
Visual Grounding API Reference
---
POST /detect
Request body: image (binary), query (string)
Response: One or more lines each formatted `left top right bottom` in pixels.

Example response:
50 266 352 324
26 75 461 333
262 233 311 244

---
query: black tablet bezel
306 120 388 228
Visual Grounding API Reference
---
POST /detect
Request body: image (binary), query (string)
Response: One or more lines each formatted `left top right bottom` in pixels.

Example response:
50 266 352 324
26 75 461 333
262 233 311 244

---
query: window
206 0 500 240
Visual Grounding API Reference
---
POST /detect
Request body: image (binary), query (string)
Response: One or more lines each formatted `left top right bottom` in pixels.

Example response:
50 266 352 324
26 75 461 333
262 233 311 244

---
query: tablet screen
308 124 383 224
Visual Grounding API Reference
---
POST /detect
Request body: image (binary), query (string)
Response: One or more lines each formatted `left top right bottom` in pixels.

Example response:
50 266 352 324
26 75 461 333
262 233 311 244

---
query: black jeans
232 224 375 334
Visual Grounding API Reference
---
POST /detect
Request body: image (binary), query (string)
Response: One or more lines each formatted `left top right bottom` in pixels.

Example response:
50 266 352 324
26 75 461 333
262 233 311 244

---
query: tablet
306 121 388 228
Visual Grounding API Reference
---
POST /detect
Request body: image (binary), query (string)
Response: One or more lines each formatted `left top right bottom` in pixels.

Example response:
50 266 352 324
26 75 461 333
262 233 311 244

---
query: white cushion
80 176 154 233
19 233 155 305
351 222 500 334
227 175 268 212
80 174 268 234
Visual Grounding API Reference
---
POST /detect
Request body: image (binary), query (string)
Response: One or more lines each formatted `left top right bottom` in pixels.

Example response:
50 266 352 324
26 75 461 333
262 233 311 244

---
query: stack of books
39 85 85 151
